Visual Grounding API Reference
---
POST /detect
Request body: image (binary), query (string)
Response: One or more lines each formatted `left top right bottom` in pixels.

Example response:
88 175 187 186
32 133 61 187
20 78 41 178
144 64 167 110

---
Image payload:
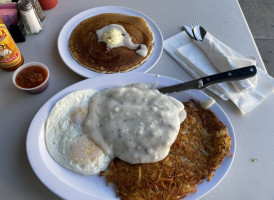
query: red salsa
16 65 48 88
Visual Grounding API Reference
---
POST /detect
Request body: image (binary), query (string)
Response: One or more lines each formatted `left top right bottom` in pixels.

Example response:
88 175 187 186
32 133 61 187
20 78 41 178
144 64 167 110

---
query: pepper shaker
18 0 42 34
31 0 45 21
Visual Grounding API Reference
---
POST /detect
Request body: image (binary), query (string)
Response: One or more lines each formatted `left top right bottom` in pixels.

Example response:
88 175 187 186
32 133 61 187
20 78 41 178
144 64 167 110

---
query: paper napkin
193 33 256 93
164 31 274 114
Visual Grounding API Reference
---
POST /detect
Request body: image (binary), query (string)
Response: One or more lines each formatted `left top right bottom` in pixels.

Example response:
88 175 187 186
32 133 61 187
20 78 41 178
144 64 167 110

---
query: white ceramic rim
12 62 50 91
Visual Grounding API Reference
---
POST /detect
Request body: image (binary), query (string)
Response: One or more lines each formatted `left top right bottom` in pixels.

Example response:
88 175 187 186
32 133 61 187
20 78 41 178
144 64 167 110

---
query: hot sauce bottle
0 17 24 71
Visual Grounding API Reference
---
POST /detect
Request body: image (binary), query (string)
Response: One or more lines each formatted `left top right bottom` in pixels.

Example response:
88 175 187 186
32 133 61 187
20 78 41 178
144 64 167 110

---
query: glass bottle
31 0 45 21
18 0 42 34
0 17 24 71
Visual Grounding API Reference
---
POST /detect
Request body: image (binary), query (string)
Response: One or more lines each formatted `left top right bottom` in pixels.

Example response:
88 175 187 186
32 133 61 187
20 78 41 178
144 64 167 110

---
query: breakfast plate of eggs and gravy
26 73 235 200
57 6 163 78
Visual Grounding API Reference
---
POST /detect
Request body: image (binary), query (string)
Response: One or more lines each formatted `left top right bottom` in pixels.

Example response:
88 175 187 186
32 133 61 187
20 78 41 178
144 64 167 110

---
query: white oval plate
57 6 163 78
26 73 235 200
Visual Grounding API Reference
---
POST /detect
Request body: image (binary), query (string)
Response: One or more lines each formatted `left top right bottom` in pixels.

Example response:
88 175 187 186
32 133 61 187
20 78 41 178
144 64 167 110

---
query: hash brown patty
100 100 232 200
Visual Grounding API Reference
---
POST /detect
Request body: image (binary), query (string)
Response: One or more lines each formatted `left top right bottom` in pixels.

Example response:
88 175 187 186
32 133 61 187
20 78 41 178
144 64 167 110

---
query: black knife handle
200 65 257 88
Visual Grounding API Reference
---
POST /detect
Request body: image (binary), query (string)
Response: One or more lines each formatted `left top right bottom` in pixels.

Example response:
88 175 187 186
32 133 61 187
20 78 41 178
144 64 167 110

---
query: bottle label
0 24 23 69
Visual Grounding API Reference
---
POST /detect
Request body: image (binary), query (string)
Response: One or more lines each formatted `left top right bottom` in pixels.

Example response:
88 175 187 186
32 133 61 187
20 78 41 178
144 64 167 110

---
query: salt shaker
18 0 42 34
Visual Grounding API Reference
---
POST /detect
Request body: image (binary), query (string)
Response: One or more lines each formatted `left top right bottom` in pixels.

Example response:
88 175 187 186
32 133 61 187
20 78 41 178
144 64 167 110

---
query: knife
158 65 257 93
193 25 207 41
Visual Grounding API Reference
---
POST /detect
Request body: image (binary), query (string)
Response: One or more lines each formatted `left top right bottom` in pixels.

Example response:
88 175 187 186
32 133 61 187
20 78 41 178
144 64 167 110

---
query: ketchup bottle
38 0 58 10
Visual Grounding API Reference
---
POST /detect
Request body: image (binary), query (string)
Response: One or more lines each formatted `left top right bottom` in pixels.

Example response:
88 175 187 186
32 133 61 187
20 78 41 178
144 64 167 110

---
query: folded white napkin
193 33 256 93
164 31 274 114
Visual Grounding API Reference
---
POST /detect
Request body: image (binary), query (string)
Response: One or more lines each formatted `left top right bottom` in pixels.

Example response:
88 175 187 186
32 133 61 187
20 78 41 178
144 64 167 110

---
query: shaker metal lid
18 0 33 11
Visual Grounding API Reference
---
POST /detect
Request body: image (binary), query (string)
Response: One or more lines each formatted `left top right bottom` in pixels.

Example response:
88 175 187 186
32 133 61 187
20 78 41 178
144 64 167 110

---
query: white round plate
26 73 235 200
57 6 163 78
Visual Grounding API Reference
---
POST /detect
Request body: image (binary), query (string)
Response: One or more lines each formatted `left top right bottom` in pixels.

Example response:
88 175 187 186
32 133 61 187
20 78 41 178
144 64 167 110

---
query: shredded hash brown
100 100 232 199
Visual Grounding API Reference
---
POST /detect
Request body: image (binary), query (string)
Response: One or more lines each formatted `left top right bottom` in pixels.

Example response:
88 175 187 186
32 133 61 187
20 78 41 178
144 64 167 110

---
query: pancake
68 13 154 73
100 100 232 199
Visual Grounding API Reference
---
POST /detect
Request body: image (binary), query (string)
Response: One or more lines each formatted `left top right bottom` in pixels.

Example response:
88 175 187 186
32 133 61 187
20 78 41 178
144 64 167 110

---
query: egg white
45 89 111 175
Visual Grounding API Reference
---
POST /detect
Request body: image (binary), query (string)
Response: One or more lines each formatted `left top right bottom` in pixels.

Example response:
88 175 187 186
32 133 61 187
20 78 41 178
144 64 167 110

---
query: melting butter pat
199 98 215 109
96 24 148 57
101 28 124 46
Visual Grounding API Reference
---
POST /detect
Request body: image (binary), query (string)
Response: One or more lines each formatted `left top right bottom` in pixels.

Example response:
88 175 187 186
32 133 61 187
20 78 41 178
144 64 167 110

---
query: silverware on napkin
182 25 196 40
183 23 207 41
191 22 207 41
158 65 257 93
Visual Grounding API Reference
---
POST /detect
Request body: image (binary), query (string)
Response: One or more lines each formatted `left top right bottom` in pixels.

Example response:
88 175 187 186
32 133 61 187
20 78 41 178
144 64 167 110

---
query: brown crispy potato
100 100 232 200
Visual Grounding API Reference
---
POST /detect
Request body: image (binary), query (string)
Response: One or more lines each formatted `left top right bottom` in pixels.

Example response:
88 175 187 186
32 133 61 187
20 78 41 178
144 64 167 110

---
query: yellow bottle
0 17 24 71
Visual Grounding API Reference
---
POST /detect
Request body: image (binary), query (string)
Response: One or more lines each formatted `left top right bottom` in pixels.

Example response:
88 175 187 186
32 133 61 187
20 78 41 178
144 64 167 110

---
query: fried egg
45 89 111 175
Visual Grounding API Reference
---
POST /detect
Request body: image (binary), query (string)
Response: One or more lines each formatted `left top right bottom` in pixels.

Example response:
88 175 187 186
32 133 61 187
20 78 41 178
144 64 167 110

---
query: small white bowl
12 62 50 94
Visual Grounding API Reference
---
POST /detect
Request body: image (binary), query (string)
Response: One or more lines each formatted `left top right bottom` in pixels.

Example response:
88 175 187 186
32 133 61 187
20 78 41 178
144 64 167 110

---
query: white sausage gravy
83 84 186 164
